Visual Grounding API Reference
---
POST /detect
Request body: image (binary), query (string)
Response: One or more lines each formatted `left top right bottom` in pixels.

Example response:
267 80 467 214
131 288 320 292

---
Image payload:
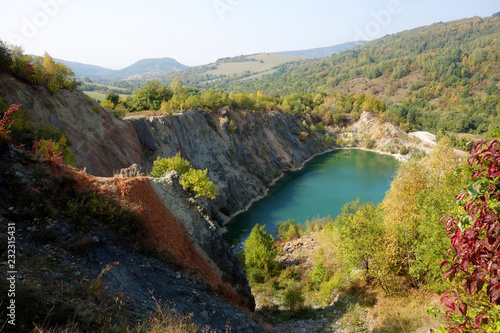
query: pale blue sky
0 0 498 69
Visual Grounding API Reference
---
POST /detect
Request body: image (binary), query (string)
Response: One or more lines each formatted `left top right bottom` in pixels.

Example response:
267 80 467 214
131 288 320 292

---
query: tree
283 284 305 312
169 76 184 91
131 80 172 111
338 202 381 280
105 92 120 106
100 99 114 110
244 224 277 281
0 40 11 70
277 219 304 240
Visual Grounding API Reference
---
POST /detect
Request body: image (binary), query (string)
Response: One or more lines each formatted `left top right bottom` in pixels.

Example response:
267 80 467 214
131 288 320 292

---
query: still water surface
223 149 399 246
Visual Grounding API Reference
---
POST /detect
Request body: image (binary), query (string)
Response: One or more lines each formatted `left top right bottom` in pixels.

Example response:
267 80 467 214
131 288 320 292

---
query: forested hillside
204 15 500 135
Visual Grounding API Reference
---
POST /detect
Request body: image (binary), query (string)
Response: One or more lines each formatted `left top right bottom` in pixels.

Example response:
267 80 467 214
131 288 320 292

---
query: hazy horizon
1 0 498 69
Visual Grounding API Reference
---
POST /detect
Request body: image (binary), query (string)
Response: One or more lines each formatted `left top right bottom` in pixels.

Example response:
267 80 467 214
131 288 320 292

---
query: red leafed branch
441 140 500 330
31 139 63 164
0 104 21 138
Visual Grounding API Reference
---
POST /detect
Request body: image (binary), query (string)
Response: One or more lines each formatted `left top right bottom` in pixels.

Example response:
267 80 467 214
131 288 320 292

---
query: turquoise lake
223 149 399 247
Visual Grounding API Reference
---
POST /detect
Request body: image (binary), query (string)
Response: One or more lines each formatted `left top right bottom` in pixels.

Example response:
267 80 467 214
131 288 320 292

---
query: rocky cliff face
129 109 329 222
0 73 143 176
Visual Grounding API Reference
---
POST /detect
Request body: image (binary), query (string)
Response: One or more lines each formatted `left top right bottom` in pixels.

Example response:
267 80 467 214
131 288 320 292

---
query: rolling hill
275 41 366 58
55 58 115 77
57 57 188 80
203 15 500 95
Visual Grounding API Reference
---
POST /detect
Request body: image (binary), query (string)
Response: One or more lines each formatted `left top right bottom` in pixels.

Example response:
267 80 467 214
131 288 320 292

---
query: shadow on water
223 149 399 247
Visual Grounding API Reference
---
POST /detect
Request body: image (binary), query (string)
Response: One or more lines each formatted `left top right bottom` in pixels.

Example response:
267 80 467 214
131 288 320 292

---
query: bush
179 168 217 199
0 103 19 146
113 103 127 119
399 147 409 155
151 153 191 177
31 139 63 164
308 262 332 291
151 153 217 199
283 284 305 312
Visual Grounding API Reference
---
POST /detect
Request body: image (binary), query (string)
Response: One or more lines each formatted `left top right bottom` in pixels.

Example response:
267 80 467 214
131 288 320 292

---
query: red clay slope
49 164 253 310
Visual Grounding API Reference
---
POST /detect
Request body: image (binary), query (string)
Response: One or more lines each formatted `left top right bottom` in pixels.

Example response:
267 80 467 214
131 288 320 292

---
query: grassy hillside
158 53 313 87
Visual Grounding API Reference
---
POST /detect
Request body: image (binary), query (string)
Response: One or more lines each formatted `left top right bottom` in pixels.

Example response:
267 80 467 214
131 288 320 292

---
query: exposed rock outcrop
332 111 410 154
0 73 143 176
115 163 146 177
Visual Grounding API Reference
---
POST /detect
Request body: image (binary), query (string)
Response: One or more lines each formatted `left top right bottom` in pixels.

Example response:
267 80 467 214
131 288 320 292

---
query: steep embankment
53 164 254 310
0 147 261 331
0 73 142 176
129 109 330 221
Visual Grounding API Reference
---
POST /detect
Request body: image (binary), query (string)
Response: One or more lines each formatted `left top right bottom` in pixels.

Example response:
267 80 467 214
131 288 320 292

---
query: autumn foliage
440 140 500 331
0 103 20 144
31 139 63 164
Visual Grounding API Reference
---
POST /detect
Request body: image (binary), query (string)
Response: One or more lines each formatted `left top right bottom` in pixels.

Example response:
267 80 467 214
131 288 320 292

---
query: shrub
31 139 63 164
179 168 217 199
113 103 127 119
0 103 20 145
439 140 500 331
100 99 114 110
151 153 217 199
308 262 332 291
228 120 238 133
399 147 409 155
283 284 305 312
151 152 191 178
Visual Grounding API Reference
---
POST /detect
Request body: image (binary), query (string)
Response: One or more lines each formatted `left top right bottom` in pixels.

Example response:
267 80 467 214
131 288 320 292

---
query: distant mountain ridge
56 57 188 80
275 41 366 58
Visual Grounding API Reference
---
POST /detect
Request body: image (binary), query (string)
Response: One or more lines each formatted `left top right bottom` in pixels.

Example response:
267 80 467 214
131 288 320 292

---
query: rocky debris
339 111 410 154
115 163 146 177
84 232 263 332
277 235 319 269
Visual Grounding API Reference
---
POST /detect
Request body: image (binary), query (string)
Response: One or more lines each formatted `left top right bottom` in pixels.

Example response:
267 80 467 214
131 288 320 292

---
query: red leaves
441 140 500 330
0 104 21 139
31 139 63 164
489 285 500 304
442 294 457 311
